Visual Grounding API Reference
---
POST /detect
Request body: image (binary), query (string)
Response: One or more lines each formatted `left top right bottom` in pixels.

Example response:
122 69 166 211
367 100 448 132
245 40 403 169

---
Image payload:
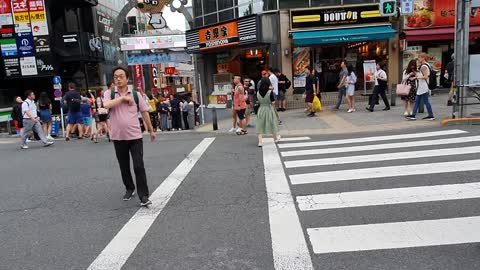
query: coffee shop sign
324 11 358 22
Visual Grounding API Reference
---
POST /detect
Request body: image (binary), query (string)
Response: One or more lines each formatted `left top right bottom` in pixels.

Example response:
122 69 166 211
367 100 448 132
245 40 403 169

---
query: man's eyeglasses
114 75 126 80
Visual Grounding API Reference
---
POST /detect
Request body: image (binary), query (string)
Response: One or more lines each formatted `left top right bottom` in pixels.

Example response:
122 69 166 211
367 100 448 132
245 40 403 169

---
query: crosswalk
264 129 480 269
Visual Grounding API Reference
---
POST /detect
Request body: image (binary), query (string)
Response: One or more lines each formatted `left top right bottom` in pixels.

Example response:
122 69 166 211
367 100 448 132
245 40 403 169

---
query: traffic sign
400 0 414 15
379 0 397 17
53 84 62 90
53 76 61 85
54 89 62 98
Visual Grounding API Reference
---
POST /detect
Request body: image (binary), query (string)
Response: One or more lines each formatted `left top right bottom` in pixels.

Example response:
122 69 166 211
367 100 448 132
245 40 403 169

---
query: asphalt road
2 126 480 270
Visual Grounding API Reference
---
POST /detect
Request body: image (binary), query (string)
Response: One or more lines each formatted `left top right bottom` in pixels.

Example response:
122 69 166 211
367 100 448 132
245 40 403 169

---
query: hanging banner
133 64 144 91
96 10 113 42
35 54 54 75
11 0 30 33
0 0 13 26
292 47 310 88
28 0 48 36
126 52 191 65
149 64 160 89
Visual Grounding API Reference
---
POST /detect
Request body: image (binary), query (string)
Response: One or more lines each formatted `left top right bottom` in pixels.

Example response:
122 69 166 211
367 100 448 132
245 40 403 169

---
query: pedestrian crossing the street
263 129 480 269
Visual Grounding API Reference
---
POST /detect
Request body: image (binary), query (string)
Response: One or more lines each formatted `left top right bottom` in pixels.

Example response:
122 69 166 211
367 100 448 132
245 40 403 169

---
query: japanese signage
133 64 144 91
291 4 389 29
120 35 186 51
0 25 14 37
11 0 30 33
16 31 33 56
3 57 19 75
405 0 480 29
0 0 13 26
126 52 191 65
97 10 113 42
35 54 54 75
19 55 37 75
0 37 16 56
33 35 48 53
199 21 239 50
400 0 414 15
28 0 48 36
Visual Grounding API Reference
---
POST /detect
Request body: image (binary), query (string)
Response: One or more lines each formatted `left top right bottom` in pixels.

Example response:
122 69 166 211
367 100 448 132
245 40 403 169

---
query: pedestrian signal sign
379 0 397 17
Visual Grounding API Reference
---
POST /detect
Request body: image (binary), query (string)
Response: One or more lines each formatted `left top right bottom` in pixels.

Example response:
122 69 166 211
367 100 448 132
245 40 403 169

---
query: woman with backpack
38 92 53 140
11 96 24 134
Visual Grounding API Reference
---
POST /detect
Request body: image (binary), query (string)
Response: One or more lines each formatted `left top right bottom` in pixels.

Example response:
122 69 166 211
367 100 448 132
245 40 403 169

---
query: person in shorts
233 76 247 135
80 98 92 138
275 68 288 111
64 82 84 140
305 66 317 117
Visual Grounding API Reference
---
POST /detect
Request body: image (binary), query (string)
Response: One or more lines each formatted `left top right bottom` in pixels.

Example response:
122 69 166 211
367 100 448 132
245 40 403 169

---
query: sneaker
26 139 32 143
140 196 152 207
228 128 236 133
275 135 281 143
352 109 356 112
20 145 28 149
347 109 353 113
403 111 409 116
65 137 70 141
123 190 135 201
406 115 417 121
422 116 436 121
366 107 373 112
307 112 315 117
47 135 54 140
44 141 54 147
383 107 391 111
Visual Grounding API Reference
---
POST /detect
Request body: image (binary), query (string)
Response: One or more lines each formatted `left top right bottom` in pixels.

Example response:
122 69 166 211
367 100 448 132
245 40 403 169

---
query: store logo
324 11 358 22
37 58 53 71
21 38 29 46
89 37 103 52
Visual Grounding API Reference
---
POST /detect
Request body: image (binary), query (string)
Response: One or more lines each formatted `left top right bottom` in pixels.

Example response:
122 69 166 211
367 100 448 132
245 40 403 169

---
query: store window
238 4 253 17
203 0 217 14
279 0 308 9
194 17 203 28
252 0 277 12
193 0 203 17
219 9 235 21
311 0 341 6
204 13 218 26
219 0 234 10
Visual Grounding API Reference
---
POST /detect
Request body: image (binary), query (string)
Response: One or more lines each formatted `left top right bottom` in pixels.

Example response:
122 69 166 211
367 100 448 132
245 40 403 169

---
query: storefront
187 14 280 108
403 0 480 88
289 4 397 93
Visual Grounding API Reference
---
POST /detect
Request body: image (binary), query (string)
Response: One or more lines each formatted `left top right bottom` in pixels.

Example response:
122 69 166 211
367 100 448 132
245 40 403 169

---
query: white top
22 99 37 119
269 74 279 95
346 72 357 92
417 64 430 95
375 69 387 86
250 80 255 92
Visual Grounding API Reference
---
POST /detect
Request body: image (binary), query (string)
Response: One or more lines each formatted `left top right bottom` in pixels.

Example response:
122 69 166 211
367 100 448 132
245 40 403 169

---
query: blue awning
291 26 396 45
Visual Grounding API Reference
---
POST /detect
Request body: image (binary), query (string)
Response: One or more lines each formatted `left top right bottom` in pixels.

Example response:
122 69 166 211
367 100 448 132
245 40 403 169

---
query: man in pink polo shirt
103 67 156 207
233 75 247 135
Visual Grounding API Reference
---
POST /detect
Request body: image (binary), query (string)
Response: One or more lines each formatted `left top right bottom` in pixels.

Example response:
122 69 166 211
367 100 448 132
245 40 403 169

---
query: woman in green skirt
256 77 281 147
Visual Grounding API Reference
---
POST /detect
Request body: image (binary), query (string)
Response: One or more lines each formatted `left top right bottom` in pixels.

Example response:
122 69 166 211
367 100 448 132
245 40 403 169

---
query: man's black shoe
140 196 152 207
383 107 391 111
123 190 135 201
366 107 373 112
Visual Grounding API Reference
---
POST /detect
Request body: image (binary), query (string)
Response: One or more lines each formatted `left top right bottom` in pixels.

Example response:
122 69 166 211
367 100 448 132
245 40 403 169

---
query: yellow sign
13 12 29 23
29 11 46 22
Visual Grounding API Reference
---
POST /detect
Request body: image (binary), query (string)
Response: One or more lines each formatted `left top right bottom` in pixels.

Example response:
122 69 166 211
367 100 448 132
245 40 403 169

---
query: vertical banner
133 64 144 91
150 64 160 90
0 0 13 26
28 0 48 36
292 47 310 88
11 0 30 33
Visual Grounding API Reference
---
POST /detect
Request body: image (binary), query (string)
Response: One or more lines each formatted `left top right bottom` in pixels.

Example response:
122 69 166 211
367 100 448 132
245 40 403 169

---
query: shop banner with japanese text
0 0 13 26
133 64 144 91
28 0 48 36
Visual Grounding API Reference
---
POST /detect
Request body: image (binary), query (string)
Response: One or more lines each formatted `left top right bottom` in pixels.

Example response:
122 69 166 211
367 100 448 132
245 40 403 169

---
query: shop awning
404 26 480 41
291 26 396 46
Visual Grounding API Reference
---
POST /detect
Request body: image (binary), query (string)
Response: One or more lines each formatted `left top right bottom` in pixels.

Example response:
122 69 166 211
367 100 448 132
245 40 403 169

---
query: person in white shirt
345 64 357 113
407 52 435 121
268 67 282 124
20 90 54 149
367 63 390 112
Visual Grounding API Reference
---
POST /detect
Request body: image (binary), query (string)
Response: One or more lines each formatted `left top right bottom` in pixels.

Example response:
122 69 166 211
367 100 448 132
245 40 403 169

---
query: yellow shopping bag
312 96 322 112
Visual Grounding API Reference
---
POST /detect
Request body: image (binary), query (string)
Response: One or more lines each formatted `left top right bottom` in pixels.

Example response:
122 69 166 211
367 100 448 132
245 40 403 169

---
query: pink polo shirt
104 88 148 141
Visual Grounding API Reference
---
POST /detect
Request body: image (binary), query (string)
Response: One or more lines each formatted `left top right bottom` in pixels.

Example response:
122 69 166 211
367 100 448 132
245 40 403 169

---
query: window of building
310 0 341 6
238 3 253 17
193 0 203 16
219 0 234 10
342 0 373 4
219 9 235 21
194 17 203 28
279 0 309 9
203 0 218 14
204 13 218 26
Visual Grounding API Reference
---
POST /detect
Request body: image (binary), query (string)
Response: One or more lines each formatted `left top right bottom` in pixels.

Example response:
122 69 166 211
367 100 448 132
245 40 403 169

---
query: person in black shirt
275 69 289 111
64 82 84 140
305 66 317 117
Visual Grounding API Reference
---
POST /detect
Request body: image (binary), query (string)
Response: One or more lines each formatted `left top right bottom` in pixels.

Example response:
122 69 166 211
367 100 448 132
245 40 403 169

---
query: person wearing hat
446 53 455 106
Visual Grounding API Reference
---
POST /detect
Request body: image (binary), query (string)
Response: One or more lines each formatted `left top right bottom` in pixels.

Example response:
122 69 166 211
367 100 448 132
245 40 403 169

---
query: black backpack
110 88 140 111
285 77 292 89
422 63 437 90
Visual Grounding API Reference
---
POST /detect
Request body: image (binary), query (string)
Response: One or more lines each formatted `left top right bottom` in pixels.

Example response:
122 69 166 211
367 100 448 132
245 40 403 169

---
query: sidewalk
197 92 461 135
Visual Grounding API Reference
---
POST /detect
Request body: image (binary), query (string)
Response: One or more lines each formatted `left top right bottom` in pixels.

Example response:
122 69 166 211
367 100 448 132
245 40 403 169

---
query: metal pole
454 0 470 118
60 104 65 137
198 72 205 125
212 107 218 131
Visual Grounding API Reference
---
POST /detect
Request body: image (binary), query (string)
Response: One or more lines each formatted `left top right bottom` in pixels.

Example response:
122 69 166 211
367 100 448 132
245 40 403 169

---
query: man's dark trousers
369 85 390 110
113 139 149 199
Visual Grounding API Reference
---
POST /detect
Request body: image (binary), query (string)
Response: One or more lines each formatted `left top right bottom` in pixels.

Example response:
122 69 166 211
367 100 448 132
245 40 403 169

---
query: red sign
405 0 480 29
0 0 12 14
164 67 175 75
11 0 28 13
27 0 44 12
133 65 144 91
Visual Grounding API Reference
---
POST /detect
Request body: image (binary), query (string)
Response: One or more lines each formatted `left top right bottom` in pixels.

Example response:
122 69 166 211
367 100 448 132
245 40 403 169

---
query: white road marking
307 216 480 254
284 146 480 168
278 129 467 149
278 137 311 142
87 138 216 270
281 135 480 157
290 159 480 185
262 139 314 270
297 182 480 211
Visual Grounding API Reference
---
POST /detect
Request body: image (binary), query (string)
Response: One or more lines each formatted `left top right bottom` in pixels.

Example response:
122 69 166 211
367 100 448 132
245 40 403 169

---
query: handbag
396 80 411 96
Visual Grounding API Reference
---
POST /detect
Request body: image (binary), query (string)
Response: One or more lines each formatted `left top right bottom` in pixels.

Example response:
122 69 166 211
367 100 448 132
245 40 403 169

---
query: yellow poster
13 11 29 23
29 11 45 22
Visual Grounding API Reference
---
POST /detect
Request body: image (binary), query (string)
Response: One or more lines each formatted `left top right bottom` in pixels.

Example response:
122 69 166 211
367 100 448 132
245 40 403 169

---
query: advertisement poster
29 0 48 36
35 55 53 75
0 0 13 26
97 10 113 42
11 0 30 33
133 64 144 91
19 56 37 75
405 0 480 29
363 60 376 83
292 47 310 88
402 46 422 71
126 52 191 65
3 57 20 76
427 47 442 85
0 37 17 56
470 55 480 85
16 31 34 56
0 25 14 37
33 35 49 53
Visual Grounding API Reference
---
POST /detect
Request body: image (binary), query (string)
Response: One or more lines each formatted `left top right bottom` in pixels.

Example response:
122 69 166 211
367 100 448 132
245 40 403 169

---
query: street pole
198 72 205 125
454 0 471 118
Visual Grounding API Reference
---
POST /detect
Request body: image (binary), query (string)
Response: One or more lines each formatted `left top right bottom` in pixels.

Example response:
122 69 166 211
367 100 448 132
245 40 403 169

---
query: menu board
405 0 480 29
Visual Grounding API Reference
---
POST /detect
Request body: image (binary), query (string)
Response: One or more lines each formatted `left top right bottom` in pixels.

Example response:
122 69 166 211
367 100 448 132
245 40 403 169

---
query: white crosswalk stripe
264 128 480 264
